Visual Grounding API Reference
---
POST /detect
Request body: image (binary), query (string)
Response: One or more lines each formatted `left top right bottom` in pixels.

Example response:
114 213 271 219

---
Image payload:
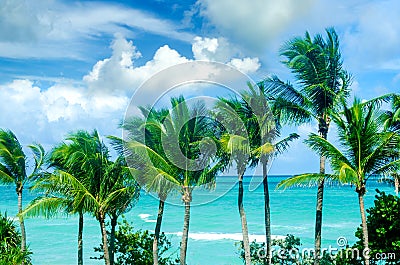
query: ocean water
0 176 394 265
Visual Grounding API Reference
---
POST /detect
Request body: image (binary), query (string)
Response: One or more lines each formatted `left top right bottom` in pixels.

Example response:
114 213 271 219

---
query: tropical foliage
0 212 32 265
92 217 179 265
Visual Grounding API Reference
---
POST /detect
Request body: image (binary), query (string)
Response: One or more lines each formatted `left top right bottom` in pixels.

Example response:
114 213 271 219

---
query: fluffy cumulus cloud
0 34 261 148
84 35 260 96
0 79 129 146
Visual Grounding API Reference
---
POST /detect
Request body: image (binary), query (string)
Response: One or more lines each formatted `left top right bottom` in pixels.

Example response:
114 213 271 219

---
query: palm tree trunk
180 193 191 265
314 125 327 265
238 174 251 265
314 176 325 264
358 191 370 265
153 199 165 265
99 214 111 265
110 215 117 265
78 212 83 265
262 161 271 265
395 176 399 196
17 185 26 263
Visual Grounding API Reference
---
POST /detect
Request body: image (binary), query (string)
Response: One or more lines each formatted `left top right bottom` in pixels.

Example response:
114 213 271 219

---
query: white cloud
192 36 260 73
228 58 260 74
0 33 262 150
84 35 260 96
197 0 316 52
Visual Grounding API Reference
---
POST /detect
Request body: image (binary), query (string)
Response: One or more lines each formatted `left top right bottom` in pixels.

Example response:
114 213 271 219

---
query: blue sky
0 0 399 174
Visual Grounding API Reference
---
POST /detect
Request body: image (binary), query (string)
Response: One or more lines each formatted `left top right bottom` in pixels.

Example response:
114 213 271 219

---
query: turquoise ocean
0 176 394 265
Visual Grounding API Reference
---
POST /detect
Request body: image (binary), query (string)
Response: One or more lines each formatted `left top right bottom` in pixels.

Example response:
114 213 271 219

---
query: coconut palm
0 129 44 261
124 96 222 265
214 95 256 265
278 98 400 265
237 83 299 264
262 28 351 264
160 96 223 265
104 156 140 265
382 94 400 194
22 131 106 265
120 107 178 265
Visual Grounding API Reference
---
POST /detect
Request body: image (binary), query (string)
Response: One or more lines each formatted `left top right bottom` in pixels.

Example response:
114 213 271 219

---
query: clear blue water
0 176 394 265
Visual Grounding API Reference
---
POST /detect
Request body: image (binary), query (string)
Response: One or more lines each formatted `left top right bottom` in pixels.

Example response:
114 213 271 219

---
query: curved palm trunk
262 161 271 265
110 215 117 265
153 199 165 265
99 214 111 265
358 191 370 265
314 126 328 265
238 175 251 265
78 213 84 265
17 185 26 264
180 194 191 265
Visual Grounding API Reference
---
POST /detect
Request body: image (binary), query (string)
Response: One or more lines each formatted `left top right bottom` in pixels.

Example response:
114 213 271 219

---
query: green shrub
0 212 32 265
92 217 178 265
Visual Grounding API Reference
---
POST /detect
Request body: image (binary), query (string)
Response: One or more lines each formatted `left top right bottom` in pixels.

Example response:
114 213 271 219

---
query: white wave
167 232 285 242
138 213 157 223
138 213 151 219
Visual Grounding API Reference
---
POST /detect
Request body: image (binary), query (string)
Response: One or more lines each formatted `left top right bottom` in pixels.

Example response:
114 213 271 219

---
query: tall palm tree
0 129 44 261
238 83 299 265
161 96 224 265
214 96 256 265
278 98 400 265
262 28 351 264
104 156 140 265
22 131 105 265
120 107 178 265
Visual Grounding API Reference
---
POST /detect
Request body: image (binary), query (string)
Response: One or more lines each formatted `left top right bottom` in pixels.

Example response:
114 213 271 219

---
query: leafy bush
0 212 32 265
337 190 400 265
92 217 178 265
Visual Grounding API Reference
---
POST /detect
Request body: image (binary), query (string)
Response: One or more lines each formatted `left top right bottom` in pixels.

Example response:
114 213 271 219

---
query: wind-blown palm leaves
23 130 139 265
243 83 299 265
278 98 400 265
0 129 44 261
381 94 400 194
262 28 352 264
123 96 224 265
215 83 299 265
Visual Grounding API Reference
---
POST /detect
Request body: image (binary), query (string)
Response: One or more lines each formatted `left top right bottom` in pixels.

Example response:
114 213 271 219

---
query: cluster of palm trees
0 27 399 265
0 130 140 265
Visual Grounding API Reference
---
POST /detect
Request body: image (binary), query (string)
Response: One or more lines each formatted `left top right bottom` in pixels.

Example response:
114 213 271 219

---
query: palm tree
236 83 299 265
0 129 44 261
120 107 178 265
214 96 256 265
278 98 400 265
161 96 223 265
22 131 104 265
382 94 400 195
262 28 351 264
104 156 140 265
